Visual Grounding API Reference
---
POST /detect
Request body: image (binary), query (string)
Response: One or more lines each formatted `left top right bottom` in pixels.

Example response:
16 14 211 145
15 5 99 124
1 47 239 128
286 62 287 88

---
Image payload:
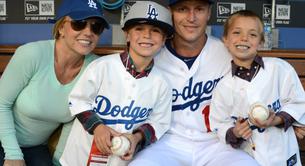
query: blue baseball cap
49 0 109 29
169 0 213 6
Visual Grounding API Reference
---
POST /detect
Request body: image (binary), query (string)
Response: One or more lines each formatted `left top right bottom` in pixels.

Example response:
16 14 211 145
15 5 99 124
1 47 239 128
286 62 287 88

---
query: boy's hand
294 126 305 139
93 124 121 155
249 111 281 129
120 132 143 161
233 117 252 140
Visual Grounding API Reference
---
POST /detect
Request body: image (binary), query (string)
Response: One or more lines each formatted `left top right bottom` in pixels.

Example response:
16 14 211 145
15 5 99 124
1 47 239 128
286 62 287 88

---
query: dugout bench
1 46 304 88
0 45 305 164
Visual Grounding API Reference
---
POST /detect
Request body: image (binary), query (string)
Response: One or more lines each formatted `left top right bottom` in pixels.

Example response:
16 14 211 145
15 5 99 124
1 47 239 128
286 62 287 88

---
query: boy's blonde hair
223 10 265 43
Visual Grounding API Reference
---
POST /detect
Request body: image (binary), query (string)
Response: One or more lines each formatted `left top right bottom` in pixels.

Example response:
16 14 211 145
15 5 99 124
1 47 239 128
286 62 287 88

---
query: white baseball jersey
129 36 260 166
210 57 305 166
60 53 172 166
155 35 231 141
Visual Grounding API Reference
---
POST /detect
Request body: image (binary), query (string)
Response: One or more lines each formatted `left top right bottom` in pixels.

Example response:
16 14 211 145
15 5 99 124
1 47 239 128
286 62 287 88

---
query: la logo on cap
147 4 158 20
88 0 97 9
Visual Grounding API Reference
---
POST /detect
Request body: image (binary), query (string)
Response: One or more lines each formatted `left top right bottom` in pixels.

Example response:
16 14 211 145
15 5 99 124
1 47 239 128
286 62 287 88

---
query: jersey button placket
128 83 136 99
125 77 132 100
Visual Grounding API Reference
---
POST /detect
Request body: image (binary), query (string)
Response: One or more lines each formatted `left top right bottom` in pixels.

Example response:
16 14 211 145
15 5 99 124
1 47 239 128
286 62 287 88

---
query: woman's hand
4 159 26 166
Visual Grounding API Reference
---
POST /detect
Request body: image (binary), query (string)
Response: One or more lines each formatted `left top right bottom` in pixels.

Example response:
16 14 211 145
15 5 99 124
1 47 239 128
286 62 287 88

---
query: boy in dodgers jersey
210 10 305 166
129 1 259 166
59 1 174 166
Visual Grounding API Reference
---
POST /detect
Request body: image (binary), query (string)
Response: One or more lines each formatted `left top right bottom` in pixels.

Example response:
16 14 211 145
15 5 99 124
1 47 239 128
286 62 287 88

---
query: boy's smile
223 16 263 68
125 24 166 72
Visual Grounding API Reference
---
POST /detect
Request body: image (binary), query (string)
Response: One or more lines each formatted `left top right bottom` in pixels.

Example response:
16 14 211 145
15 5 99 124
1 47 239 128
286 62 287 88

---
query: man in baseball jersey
129 0 259 166
59 1 174 166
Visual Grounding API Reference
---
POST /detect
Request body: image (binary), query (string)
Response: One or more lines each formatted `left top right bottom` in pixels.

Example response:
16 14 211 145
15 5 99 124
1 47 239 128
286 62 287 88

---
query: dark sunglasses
70 19 104 35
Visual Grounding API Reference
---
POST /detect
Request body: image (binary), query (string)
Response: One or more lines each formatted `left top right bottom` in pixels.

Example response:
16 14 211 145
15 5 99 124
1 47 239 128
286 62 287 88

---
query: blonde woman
0 0 108 165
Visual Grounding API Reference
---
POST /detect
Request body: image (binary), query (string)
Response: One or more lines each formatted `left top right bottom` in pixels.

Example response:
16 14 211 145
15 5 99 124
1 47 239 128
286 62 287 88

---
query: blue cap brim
48 11 110 29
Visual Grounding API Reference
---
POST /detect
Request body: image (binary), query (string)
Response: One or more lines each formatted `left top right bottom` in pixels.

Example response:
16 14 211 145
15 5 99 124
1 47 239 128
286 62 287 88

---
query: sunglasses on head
69 19 104 35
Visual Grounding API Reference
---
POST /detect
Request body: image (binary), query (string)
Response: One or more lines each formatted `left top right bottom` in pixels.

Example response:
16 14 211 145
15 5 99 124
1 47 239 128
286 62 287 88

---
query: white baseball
111 136 130 156
250 103 269 121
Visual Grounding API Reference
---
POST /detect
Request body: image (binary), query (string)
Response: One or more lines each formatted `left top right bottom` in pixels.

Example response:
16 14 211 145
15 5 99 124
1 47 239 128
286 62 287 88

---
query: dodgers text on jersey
172 77 222 112
93 95 153 130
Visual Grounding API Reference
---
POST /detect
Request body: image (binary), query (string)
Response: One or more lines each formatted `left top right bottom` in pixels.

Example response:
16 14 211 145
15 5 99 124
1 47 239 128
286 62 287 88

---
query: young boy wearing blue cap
0 0 108 165
59 1 174 166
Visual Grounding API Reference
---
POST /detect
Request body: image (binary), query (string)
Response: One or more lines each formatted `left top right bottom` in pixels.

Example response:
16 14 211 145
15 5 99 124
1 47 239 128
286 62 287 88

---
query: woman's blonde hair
52 17 66 39
223 10 265 43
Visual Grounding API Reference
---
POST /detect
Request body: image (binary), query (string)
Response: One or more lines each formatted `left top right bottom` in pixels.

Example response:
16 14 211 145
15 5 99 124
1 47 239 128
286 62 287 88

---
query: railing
1 46 304 89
